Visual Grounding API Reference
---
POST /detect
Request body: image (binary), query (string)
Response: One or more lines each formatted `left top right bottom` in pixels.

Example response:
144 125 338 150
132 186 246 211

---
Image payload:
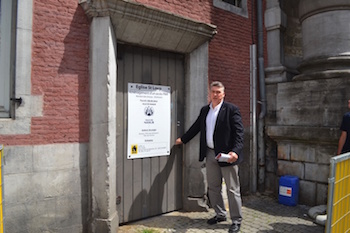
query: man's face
348 99 350 109
210 86 225 105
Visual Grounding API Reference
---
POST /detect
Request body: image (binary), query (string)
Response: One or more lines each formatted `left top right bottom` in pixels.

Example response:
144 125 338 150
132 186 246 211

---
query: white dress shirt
206 100 223 149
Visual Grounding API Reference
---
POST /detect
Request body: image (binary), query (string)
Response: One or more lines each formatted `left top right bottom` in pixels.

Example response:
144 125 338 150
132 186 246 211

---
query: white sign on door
127 83 171 159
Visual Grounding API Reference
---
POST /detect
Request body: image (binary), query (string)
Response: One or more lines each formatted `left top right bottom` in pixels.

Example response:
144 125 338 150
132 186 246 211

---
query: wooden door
116 44 184 223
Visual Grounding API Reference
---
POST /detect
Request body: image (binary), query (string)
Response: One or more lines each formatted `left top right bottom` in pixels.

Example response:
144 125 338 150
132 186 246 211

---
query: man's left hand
227 152 238 163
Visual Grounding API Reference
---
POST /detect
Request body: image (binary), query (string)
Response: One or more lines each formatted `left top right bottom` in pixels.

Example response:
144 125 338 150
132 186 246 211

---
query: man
175 81 244 233
337 99 350 155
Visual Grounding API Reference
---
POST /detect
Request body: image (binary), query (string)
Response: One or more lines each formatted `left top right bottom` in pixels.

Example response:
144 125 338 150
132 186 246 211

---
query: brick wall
134 0 212 24
209 6 254 126
135 0 257 126
0 0 262 141
0 0 90 145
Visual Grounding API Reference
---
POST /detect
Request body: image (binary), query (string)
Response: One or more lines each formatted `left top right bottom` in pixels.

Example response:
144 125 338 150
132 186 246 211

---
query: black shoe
207 216 227 225
228 223 241 233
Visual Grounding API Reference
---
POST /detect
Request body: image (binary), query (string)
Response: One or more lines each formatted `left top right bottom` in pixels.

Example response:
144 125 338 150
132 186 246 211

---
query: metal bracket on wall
10 97 22 106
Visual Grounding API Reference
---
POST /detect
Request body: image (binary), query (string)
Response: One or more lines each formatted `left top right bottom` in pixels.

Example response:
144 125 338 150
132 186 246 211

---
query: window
0 0 16 118
213 0 248 18
0 0 39 134
223 0 242 8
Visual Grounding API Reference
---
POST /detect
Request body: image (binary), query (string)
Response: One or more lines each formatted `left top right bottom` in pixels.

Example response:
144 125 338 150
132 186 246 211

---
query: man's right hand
175 138 183 145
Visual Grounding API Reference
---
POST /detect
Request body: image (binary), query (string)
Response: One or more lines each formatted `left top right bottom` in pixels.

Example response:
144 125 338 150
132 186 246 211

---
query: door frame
83 1 216 231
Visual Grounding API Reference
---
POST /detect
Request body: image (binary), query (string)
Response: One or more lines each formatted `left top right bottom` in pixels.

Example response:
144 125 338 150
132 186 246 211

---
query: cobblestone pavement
118 195 325 233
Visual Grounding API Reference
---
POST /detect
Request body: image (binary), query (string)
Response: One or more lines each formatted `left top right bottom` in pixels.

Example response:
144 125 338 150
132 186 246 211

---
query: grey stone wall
266 76 348 205
3 143 88 232
264 0 350 206
281 0 302 72
276 142 333 205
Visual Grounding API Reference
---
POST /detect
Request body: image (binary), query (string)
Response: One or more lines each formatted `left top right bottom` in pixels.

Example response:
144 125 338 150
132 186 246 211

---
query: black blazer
181 101 244 167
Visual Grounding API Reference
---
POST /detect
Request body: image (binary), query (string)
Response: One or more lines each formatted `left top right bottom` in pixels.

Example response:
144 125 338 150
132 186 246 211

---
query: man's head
210 81 225 107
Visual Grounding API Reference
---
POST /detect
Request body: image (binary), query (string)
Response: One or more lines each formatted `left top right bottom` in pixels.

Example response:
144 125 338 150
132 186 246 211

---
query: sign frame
127 83 171 159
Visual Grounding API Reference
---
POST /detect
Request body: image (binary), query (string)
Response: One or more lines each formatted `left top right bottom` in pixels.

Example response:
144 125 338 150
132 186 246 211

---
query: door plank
131 46 143 221
141 49 152 218
122 48 135 222
149 50 161 216
167 53 177 211
175 55 184 208
159 51 169 213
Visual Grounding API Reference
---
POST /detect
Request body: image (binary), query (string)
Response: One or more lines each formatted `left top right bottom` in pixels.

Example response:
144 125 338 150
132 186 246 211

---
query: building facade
0 0 258 232
4 0 349 232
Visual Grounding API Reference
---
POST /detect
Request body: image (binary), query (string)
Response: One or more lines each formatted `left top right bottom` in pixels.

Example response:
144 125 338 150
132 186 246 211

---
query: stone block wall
276 142 333 205
265 76 346 205
264 0 350 206
3 143 89 232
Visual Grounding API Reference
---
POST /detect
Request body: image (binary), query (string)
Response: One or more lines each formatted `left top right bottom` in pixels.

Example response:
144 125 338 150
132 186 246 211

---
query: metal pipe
257 0 266 192
250 44 258 193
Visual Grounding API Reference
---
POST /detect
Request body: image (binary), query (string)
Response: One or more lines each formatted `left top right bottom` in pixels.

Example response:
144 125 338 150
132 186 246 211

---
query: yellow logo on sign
131 145 138 154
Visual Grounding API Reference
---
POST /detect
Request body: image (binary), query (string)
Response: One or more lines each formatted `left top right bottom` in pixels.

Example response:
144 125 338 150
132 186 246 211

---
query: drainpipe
257 0 266 192
250 44 257 193
250 0 258 193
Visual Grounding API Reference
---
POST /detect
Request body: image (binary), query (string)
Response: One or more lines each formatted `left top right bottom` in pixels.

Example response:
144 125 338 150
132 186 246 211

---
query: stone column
182 42 209 211
264 0 287 83
263 1 287 193
89 16 118 232
296 0 350 81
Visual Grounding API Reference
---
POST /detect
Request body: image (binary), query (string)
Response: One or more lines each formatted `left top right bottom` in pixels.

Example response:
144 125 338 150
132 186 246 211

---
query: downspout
250 0 257 193
257 0 266 192
250 45 257 193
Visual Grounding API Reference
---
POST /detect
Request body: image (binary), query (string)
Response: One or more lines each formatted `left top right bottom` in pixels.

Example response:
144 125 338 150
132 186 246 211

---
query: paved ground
118 194 325 233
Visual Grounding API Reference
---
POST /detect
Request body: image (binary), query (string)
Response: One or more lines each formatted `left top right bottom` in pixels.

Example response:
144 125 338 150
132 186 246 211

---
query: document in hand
215 153 230 162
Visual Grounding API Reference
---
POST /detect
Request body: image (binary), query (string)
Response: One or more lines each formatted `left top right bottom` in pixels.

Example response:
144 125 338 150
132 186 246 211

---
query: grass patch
139 229 160 233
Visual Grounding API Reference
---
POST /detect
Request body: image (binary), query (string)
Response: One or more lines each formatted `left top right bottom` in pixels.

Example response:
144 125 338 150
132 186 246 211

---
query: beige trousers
206 148 242 224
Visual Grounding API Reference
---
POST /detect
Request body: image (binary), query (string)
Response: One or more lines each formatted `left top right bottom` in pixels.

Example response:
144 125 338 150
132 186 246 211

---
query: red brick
0 0 267 145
